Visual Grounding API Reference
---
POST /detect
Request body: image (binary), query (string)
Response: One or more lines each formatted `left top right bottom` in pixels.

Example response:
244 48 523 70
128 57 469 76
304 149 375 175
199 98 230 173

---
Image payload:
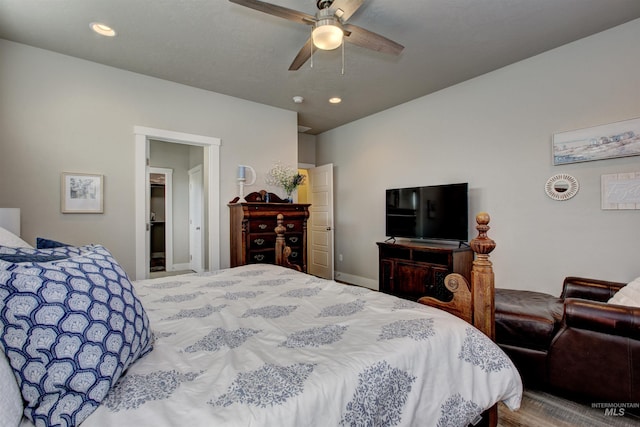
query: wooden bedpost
275 213 302 272
470 212 496 340
470 212 498 427
275 213 286 266
417 212 496 339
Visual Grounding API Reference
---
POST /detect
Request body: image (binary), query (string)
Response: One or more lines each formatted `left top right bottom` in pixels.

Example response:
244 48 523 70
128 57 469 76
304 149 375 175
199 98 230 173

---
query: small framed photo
61 173 104 213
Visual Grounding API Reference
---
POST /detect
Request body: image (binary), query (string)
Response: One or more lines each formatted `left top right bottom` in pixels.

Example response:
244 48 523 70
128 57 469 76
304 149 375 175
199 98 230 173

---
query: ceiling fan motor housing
316 0 334 10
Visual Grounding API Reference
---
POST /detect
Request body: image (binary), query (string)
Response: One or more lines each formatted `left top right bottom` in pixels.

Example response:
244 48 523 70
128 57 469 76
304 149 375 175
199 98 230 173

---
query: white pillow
0 226 31 249
608 277 640 308
0 351 23 427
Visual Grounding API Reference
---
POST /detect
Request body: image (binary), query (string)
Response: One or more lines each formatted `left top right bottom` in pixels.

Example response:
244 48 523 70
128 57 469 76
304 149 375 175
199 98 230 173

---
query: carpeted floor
498 390 640 427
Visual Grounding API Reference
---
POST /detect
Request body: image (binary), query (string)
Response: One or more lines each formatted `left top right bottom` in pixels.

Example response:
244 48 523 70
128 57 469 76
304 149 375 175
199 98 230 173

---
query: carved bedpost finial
470 212 495 257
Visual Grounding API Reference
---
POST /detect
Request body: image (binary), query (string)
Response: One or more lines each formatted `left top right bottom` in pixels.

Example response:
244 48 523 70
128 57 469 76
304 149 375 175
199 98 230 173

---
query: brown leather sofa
495 277 640 403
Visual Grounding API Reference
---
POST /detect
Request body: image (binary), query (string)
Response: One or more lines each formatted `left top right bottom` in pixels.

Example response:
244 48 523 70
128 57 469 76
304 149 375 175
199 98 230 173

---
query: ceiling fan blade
289 37 314 70
342 23 404 55
229 0 315 25
329 0 364 22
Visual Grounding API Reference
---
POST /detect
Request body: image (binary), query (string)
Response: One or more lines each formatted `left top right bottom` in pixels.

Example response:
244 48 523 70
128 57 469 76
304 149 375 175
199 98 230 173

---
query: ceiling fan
229 0 404 70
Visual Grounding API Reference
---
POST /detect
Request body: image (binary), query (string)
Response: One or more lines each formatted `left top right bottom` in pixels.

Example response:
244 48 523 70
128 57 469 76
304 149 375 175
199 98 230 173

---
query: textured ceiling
1 0 640 134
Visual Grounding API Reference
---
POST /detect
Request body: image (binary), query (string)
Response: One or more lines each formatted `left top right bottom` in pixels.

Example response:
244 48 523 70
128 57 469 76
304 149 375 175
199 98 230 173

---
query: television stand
377 240 473 302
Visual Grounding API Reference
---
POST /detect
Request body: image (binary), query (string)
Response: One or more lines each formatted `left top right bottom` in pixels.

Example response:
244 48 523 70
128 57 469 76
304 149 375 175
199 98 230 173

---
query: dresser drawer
248 233 276 249
285 233 303 247
280 219 304 233
286 248 303 264
248 250 275 264
248 220 277 233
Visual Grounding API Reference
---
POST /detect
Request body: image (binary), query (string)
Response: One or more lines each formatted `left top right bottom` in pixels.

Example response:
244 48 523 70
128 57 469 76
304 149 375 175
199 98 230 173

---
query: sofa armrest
560 276 626 302
564 298 640 340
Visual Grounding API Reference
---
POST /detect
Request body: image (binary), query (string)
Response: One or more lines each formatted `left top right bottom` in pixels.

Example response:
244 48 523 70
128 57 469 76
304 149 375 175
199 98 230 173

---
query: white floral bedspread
21 264 522 427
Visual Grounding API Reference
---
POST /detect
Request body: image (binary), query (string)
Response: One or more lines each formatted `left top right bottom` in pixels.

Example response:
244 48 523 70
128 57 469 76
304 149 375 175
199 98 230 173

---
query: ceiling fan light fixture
312 12 343 50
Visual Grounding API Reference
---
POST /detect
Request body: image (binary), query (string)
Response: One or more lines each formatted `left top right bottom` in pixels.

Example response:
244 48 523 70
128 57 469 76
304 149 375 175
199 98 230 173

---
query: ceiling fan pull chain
341 39 345 75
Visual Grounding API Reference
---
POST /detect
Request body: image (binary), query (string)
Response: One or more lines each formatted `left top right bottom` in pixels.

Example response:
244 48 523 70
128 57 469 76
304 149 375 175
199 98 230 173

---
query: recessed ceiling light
90 22 117 37
329 97 342 104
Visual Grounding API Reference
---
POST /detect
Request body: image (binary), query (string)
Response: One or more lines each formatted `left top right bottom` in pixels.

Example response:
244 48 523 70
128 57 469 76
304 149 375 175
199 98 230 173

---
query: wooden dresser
377 241 473 302
229 193 310 272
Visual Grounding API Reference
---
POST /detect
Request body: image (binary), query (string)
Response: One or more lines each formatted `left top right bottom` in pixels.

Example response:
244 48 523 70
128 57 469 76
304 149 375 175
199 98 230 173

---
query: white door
189 165 204 273
308 164 334 279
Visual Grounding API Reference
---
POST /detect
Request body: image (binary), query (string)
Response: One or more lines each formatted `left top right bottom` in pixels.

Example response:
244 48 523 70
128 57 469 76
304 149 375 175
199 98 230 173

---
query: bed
0 213 522 427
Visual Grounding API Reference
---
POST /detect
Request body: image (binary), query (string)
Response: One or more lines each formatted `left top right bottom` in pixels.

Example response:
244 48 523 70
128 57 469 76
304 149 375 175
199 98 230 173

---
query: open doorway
148 141 202 277
148 168 173 274
134 126 221 280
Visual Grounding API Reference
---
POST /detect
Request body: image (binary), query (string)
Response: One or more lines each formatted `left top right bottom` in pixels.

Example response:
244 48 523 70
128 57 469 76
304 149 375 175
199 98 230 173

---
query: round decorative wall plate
545 174 579 201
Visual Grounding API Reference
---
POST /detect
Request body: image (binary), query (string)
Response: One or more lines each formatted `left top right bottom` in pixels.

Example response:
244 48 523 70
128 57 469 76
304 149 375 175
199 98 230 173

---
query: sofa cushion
608 276 640 308
495 288 564 351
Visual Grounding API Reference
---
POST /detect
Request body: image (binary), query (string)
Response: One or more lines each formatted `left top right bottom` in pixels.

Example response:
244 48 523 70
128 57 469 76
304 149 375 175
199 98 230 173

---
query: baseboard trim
334 271 378 291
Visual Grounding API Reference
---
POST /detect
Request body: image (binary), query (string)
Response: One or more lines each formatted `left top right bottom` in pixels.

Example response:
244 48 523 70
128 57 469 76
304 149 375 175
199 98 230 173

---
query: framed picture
552 117 640 165
601 172 640 210
61 173 104 213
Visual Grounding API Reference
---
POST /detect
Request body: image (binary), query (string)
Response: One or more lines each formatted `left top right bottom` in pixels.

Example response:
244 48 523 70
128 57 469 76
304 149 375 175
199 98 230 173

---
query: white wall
317 19 640 295
0 40 298 276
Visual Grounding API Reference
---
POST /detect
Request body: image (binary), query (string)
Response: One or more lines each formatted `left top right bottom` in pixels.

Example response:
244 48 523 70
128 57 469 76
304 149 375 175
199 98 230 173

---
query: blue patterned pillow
36 237 70 249
0 245 88 271
0 244 87 261
0 253 68 263
0 245 153 426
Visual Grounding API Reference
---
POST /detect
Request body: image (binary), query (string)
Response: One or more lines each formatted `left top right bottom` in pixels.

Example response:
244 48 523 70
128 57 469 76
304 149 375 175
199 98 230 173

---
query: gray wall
298 133 317 165
317 19 640 295
0 40 298 276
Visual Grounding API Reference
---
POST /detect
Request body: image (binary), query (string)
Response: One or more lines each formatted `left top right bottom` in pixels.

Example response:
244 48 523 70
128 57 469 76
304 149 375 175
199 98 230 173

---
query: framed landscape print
552 117 640 165
61 172 104 213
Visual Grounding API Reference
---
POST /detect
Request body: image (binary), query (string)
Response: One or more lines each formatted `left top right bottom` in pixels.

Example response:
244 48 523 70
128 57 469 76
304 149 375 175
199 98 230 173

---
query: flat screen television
385 183 468 242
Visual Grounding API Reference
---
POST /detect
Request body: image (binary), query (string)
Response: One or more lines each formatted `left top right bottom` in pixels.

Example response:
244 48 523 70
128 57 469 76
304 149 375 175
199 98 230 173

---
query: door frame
134 126 221 280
